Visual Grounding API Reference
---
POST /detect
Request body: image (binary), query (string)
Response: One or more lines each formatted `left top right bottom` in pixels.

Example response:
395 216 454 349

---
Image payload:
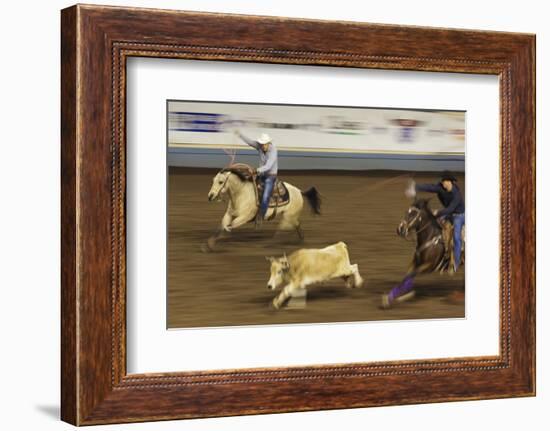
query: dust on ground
167 168 465 328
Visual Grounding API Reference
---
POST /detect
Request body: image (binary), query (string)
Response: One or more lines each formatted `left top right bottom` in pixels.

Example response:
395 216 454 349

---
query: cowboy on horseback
406 171 465 272
235 130 278 222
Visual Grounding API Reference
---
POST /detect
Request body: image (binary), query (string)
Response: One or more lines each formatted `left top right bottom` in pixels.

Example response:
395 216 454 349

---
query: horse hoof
395 291 416 303
204 236 219 251
381 295 392 309
201 239 216 253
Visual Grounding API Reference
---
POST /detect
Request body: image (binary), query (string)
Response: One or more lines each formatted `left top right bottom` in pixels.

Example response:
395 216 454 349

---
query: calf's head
266 254 290 290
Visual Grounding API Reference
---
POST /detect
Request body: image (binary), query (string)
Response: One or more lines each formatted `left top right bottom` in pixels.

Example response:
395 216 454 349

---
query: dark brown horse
382 198 449 308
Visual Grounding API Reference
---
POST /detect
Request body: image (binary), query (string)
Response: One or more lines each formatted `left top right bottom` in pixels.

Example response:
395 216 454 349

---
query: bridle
399 206 430 239
212 172 231 201
400 206 444 264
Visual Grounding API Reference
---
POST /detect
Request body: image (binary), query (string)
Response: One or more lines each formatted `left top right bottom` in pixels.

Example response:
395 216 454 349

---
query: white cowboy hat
257 133 272 145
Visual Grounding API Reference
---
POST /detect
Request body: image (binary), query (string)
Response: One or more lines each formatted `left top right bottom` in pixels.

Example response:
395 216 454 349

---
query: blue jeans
260 175 276 218
452 213 465 270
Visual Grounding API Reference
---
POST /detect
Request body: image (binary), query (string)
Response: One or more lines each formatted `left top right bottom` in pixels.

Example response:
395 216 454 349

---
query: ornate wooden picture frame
61 4 535 425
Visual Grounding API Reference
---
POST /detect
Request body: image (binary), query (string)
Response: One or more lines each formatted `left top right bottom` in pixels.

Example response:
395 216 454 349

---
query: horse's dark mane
413 198 430 211
413 199 440 228
220 168 246 181
220 165 253 182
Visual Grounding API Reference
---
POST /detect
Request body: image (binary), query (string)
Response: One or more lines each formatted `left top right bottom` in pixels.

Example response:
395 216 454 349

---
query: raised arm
235 131 259 149
415 183 441 193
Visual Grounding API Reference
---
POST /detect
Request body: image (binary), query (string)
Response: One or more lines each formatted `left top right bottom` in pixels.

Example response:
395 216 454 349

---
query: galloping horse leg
202 212 233 252
382 260 435 308
226 214 254 231
274 216 303 243
202 229 226 252
385 273 416 306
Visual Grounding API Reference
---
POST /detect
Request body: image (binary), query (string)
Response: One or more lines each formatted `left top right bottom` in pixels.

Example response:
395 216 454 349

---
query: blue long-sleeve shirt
238 133 278 176
415 182 465 217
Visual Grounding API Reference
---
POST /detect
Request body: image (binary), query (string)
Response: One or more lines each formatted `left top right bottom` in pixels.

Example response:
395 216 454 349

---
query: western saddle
221 163 290 215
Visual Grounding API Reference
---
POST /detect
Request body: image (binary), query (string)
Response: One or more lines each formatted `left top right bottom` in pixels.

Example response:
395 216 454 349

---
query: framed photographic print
61 4 535 425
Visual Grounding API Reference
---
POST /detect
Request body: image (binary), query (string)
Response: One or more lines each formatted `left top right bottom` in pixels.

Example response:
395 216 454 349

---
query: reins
401 208 429 241
401 207 440 245
217 173 231 198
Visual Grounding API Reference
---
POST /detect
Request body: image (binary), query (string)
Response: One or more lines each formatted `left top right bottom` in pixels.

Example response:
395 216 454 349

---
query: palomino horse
382 198 453 308
204 165 321 250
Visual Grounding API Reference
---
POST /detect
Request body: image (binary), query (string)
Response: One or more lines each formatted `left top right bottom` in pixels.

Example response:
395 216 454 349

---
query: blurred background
168 101 465 171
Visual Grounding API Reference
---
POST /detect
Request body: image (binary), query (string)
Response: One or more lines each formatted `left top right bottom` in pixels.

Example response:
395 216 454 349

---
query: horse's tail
302 187 322 215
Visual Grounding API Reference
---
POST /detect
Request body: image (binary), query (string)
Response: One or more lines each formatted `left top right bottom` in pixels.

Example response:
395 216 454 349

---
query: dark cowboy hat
440 171 457 182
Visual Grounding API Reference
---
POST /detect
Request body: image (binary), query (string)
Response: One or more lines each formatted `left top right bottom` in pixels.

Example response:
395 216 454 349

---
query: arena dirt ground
167 167 465 329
